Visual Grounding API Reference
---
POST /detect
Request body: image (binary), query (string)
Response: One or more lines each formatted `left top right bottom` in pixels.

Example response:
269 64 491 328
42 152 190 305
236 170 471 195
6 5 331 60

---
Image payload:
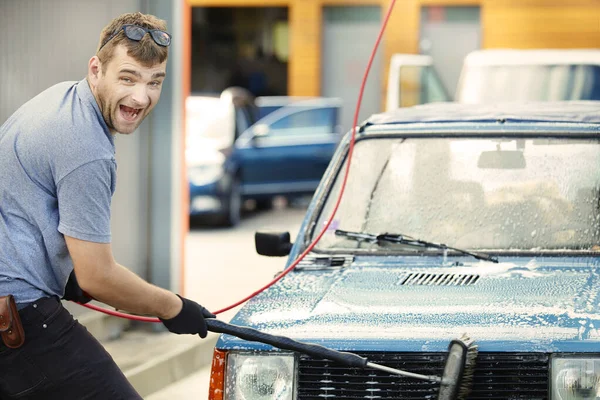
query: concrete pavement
146 362 212 400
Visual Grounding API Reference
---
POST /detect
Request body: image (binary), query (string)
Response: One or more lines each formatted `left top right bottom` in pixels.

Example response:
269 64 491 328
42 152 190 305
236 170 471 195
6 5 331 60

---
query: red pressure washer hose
81 0 398 322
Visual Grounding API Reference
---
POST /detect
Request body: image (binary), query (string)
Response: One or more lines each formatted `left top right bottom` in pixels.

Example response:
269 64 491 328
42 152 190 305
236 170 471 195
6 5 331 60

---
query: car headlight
552 357 600 399
225 352 296 400
188 164 224 186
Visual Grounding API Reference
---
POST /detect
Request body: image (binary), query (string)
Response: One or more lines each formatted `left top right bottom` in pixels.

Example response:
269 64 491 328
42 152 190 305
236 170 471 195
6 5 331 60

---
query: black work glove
62 270 93 304
160 295 216 338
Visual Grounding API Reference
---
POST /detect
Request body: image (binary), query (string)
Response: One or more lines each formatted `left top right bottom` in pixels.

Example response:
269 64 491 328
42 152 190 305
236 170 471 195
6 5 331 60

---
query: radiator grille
297 352 549 399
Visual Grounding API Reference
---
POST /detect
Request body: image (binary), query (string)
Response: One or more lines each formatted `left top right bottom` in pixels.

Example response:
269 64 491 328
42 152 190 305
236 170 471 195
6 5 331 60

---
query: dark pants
0 297 142 400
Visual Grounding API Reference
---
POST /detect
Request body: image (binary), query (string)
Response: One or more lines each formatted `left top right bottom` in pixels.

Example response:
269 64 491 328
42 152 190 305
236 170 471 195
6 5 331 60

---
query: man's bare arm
64 235 182 320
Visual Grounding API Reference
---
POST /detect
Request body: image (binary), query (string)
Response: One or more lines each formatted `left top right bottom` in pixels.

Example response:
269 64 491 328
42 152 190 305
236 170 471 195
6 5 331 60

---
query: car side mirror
255 231 292 257
252 123 270 137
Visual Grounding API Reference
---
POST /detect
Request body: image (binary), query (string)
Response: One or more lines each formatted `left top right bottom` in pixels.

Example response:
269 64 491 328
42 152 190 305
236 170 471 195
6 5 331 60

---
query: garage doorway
419 6 480 98
321 6 382 134
190 7 289 96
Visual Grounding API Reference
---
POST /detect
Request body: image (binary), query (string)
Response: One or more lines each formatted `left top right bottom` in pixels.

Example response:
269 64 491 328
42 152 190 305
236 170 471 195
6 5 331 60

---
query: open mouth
119 105 142 122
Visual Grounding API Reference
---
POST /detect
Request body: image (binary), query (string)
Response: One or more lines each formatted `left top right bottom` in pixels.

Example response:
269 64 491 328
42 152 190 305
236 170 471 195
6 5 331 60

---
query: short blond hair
97 12 169 68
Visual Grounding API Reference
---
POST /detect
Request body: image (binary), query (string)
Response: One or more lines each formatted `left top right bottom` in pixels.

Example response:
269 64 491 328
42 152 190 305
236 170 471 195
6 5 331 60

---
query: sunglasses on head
99 24 171 51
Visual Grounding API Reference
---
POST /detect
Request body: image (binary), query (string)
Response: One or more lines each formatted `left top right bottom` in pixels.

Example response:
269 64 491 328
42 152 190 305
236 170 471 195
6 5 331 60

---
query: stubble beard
96 83 117 133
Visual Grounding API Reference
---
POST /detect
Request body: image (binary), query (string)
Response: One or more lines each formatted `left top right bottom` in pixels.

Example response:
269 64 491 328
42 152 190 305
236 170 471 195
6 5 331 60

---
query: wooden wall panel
483 0 600 48
189 0 288 5
420 0 479 5
288 1 322 96
382 0 420 109
323 0 381 4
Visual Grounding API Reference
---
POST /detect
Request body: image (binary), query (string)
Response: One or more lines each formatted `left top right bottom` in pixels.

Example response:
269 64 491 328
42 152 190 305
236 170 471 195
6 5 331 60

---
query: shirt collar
76 78 114 147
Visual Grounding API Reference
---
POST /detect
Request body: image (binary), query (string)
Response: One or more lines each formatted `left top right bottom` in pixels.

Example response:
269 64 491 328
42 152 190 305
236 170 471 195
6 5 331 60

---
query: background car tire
254 198 273 211
222 178 242 227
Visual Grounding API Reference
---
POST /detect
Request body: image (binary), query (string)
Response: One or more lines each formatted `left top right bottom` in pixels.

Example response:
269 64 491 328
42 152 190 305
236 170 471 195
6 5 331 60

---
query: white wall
0 0 183 291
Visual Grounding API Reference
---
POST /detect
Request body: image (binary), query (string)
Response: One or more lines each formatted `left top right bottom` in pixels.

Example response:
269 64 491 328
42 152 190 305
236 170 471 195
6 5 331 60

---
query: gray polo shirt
0 79 116 305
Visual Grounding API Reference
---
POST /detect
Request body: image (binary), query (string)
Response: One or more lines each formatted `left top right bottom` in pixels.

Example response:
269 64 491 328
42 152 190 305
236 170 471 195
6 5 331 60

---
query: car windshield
313 136 600 252
458 64 600 103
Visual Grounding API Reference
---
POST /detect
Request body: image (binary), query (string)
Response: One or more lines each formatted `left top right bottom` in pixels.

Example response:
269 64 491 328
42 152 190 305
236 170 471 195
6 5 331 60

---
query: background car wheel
222 178 242 227
254 198 273 211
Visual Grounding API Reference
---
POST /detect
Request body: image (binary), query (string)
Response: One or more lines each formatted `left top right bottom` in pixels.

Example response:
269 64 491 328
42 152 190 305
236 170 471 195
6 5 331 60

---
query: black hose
206 319 368 368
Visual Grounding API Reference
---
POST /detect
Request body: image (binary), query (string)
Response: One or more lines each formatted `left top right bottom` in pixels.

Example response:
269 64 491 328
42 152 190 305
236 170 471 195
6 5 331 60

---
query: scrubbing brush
437 334 479 400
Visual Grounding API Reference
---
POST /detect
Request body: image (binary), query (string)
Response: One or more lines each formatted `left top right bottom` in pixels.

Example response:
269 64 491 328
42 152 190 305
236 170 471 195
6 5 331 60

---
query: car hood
222 256 600 352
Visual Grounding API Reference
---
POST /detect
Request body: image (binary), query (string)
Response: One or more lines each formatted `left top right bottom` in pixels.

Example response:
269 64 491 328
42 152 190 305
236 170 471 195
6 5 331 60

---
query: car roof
255 96 316 106
187 88 255 108
256 96 343 108
463 49 600 66
364 101 600 129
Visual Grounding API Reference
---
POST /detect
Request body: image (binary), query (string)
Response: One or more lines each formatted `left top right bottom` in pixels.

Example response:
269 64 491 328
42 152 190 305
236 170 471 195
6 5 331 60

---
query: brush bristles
455 334 478 400
437 333 479 400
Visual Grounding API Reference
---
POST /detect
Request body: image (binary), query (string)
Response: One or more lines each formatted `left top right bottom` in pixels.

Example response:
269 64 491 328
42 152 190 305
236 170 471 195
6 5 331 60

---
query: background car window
459 65 600 103
234 106 251 139
246 104 259 125
398 65 449 107
257 105 282 120
269 108 337 136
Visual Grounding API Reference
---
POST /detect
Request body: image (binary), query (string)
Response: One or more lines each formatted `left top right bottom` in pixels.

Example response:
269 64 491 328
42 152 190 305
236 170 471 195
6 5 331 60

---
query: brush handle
206 319 368 369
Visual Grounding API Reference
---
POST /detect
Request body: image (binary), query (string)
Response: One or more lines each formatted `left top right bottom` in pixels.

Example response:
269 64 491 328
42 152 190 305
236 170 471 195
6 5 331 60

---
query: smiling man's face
89 45 167 134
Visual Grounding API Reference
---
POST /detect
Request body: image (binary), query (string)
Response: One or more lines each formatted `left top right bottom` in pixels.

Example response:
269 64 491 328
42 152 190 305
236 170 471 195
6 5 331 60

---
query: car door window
398 65 449 107
235 106 251 140
269 108 337 136
245 104 259 125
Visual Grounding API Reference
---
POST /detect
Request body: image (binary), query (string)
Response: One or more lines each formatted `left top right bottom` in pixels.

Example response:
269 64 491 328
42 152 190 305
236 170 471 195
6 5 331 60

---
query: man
0 12 213 399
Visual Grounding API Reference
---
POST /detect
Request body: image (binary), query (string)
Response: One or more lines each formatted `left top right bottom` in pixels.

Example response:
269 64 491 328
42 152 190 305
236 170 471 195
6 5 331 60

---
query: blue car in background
254 96 318 120
186 87 343 226
207 101 600 399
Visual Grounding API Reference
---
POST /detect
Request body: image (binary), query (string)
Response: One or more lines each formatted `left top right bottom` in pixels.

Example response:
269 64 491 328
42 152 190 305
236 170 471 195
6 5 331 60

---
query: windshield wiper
334 229 498 263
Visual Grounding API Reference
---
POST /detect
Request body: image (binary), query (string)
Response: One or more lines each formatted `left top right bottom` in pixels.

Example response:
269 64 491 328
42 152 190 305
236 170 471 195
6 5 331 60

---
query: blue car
208 101 600 399
254 96 319 120
186 88 343 226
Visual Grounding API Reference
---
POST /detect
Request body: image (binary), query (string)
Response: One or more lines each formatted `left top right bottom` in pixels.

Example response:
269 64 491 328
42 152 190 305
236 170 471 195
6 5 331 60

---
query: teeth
121 106 139 119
